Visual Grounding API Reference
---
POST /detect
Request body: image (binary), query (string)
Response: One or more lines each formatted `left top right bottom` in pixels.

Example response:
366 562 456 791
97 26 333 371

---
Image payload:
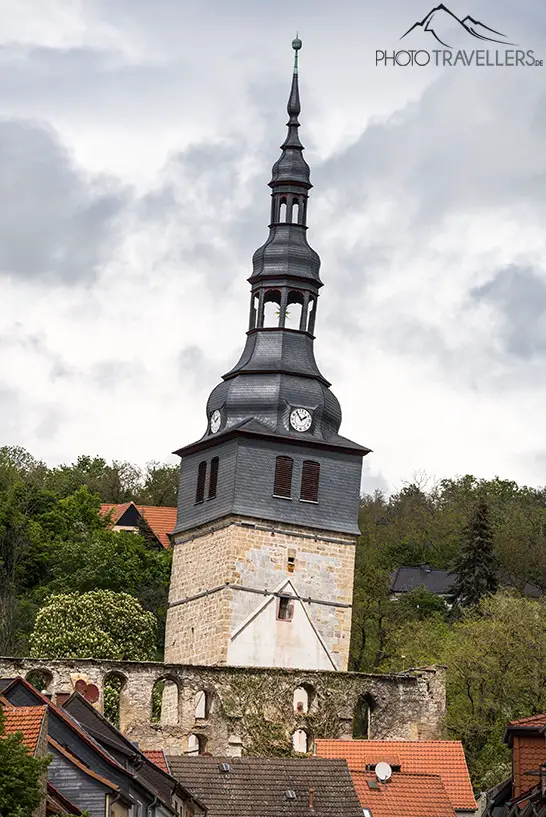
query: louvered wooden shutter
195 461 207 503
300 461 320 502
274 456 293 498
208 457 219 499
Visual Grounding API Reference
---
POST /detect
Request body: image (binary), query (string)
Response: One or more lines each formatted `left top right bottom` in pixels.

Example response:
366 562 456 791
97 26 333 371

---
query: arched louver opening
263 289 282 327
195 461 207 504
285 290 304 330
274 455 293 498
208 457 219 499
300 461 320 502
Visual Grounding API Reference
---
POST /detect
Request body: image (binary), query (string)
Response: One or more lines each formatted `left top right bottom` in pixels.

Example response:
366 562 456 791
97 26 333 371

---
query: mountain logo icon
401 4 516 48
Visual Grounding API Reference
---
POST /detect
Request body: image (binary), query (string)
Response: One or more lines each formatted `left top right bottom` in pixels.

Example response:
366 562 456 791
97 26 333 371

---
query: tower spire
249 38 319 294
286 36 302 131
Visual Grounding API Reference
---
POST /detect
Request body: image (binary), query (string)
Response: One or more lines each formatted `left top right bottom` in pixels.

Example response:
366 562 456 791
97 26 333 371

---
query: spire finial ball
292 37 302 51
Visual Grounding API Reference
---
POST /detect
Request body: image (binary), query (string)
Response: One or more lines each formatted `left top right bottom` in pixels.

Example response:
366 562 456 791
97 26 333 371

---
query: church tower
165 39 370 672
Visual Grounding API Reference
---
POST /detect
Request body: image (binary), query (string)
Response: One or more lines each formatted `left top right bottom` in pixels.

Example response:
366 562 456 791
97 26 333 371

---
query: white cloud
1 0 546 495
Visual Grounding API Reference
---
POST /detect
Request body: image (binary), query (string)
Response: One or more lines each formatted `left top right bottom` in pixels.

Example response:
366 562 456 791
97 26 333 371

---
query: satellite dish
375 762 392 783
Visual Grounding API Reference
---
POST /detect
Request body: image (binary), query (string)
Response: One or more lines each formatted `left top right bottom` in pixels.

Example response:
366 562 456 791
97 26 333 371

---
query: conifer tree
452 499 498 608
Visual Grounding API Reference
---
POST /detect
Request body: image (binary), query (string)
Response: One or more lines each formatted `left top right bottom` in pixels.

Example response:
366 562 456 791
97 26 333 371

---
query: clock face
290 407 312 432
210 409 222 434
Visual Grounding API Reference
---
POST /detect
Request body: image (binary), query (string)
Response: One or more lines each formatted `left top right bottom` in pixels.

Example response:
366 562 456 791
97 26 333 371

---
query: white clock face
210 410 222 434
290 408 312 432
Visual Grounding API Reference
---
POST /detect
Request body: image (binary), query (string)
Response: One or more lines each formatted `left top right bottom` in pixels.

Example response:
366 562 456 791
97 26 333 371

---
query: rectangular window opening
287 551 296 573
277 596 294 621
195 461 207 504
274 456 294 499
208 456 219 500
300 460 320 503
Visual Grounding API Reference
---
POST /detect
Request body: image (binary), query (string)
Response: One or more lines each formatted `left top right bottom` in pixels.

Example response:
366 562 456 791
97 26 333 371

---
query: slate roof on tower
174 37 369 461
172 39 369 538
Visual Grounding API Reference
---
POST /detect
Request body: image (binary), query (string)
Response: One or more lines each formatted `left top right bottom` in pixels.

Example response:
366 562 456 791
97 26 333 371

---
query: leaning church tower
165 39 370 672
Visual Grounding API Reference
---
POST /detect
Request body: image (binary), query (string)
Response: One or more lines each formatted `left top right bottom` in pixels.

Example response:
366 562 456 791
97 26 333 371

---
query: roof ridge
3 677 134 779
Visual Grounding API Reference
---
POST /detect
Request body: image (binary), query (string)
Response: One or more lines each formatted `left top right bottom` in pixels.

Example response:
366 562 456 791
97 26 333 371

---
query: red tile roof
100 502 131 524
100 502 177 549
143 749 170 774
351 771 456 817
3 676 135 781
314 740 476 811
508 714 546 728
2 705 47 755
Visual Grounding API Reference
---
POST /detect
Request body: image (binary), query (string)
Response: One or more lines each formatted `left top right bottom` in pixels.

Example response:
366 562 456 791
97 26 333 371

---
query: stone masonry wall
0 657 446 755
165 515 356 670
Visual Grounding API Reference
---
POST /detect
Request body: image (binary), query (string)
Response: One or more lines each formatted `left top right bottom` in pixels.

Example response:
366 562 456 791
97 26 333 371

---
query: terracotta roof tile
167 756 363 816
100 502 176 549
509 714 546 728
3 676 134 781
100 502 131 524
143 749 170 774
352 771 456 817
136 505 177 549
2 705 47 754
314 740 476 811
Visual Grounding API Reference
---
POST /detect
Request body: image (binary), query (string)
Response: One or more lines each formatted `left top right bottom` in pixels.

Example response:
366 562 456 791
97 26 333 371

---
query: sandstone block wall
0 657 446 755
165 515 356 670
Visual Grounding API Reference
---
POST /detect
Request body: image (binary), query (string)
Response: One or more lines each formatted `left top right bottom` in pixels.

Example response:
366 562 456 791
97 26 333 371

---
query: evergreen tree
452 499 498 608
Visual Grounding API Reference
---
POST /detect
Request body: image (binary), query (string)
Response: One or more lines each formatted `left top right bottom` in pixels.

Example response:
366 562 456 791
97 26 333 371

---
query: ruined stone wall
165 516 356 670
0 657 446 755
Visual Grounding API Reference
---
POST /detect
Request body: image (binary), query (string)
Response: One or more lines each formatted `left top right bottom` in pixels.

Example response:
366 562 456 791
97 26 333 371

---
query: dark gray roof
63 692 204 811
390 566 544 599
390 566 454 595
166 756 362 817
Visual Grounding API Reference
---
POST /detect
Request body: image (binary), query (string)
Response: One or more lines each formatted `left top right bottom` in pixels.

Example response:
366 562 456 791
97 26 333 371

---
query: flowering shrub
29 590 157 660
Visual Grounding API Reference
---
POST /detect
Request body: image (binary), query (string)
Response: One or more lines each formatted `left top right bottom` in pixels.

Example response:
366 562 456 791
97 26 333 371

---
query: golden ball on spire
292 36 302 51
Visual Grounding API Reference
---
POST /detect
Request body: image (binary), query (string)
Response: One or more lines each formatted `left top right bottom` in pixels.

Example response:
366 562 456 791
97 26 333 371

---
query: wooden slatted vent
300 460 320 502
208 457 219 499
274 456 294 498
195 460 207 503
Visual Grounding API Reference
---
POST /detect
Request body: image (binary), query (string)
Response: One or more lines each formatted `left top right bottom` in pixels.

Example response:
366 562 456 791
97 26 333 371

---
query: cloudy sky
1 0 546 495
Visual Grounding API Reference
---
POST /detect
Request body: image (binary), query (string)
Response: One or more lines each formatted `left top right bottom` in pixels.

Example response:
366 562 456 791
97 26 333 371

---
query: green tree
44 455 142 502
452 499 497 608
0 707 50 817
380 613 450 672
380 591 546 788
394 587 449 621
29 590 157 660
444 592 546 788
137 461 179 506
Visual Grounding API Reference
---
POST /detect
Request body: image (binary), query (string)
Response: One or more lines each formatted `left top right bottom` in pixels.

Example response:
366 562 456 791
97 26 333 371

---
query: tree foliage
0 447 173 656
29 590 157 660
6 447 546 790
452 499 497 608
351 474 546 671
0 706 50 817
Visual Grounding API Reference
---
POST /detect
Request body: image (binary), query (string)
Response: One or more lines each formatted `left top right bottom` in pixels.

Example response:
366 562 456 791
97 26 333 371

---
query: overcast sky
1 0 546 495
